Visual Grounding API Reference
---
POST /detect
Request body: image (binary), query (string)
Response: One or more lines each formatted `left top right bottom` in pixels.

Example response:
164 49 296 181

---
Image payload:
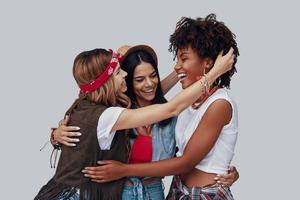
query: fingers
83 169 105 176
228 165 236 172
56 135 80 146
58 137 76 147
84 172 105 179
228 165 239 181
83 169 111 183
83 167 99 171
97 160 115 165
217 50 224 59
61 125 80 132
214 174 233 187
83 165 110 176
62 131 81 137
83 165 105 171
61 141 76 147
227 47 234 56
219 181 232 187
82 168 106 179
216 175 231 183
218 48 234 62
222 48 234 72
64 137 79 146
54 128 81 144
117 45 131 55
227 48 235 65
63 136 80 143
214 167 237 187
82 163 119 183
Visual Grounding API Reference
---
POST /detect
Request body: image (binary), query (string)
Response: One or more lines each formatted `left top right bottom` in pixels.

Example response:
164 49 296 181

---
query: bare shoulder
203 99 232 125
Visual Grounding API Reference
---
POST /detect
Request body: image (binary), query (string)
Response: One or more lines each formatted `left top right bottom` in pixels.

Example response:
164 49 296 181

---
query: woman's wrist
205 69 219 86
50 128 61 149
124 164 131 177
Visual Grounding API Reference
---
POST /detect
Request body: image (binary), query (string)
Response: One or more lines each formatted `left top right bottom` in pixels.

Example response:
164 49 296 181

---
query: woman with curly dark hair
83 14 239 199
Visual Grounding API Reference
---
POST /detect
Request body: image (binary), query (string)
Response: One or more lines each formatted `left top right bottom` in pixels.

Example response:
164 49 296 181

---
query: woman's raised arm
111 48 234 132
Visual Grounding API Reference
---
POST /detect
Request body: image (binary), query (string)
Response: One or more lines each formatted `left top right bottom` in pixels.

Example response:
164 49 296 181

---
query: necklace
192 86 220 109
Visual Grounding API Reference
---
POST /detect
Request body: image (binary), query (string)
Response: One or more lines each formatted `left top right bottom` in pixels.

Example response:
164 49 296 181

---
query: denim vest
130 116 177 162
126 117 177 199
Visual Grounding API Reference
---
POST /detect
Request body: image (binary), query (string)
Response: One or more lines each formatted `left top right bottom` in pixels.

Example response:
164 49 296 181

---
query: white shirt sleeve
97 106 125 150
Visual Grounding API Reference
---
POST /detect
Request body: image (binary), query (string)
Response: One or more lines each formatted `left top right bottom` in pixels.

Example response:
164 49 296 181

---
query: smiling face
175 46 212 89
132 61 158 107
113 63 128 93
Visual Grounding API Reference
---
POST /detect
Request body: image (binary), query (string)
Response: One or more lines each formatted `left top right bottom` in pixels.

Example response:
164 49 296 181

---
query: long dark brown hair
121 49 172 127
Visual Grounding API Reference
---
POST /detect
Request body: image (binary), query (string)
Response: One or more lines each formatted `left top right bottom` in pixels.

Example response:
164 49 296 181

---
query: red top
129 134 152 164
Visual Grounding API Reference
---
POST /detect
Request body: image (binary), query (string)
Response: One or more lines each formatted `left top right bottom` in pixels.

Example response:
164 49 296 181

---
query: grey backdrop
1 0 299 199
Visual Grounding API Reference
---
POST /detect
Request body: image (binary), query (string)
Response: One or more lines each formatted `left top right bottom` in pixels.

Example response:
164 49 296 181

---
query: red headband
79 50 122 93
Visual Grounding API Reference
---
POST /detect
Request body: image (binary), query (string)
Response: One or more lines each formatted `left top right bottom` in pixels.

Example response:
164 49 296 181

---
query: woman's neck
136 98 152 108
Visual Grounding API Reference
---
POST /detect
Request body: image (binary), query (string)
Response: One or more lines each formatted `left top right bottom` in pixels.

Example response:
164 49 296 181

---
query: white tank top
175 88 238 174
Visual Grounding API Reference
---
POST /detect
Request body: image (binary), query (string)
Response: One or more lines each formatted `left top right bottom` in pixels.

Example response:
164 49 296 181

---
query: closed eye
151 72 157 78
134 78 144 82
181 57 188 62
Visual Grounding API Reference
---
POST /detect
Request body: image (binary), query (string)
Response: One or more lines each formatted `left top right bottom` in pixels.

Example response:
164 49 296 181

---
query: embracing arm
53 49 234 146
161 70 179 95
123 99 232 176
51 116 82 147
83 99 232 180
112 49 234 132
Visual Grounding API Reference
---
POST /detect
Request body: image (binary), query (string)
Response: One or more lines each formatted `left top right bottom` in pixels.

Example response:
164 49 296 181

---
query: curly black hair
169 14 239 88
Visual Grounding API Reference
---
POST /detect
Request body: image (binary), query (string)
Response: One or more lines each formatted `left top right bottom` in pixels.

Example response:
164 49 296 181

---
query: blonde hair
73 48 131 108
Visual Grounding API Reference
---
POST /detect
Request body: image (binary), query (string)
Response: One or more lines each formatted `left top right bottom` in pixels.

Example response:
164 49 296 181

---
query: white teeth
178 73 187 81
178 73 187 79
144 90 154 93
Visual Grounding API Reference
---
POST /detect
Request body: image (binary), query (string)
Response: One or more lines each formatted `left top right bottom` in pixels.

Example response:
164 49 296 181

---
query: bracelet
199 75 210 94
50 128 61 150
204 74 211 93
39 128 60 151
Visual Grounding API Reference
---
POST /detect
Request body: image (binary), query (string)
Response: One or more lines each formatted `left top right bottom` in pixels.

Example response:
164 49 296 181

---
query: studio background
0 0 299 199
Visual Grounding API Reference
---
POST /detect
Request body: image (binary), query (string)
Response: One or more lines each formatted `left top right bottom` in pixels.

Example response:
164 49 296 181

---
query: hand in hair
117 45 131 56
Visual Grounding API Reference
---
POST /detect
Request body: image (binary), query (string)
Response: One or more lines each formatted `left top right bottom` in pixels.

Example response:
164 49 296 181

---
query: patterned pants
166 176 234 200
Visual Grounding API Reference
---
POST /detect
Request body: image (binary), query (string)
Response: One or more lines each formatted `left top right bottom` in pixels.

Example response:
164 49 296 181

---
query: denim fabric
56 189 80 200
130 117 177 162
122 177 165 200
126 117 176 199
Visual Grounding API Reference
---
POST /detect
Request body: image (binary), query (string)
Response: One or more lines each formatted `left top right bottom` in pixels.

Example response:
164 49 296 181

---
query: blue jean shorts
122 178 165 200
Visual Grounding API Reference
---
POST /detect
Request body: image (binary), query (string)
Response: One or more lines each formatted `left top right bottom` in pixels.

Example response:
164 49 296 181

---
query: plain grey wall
1 0 299 199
